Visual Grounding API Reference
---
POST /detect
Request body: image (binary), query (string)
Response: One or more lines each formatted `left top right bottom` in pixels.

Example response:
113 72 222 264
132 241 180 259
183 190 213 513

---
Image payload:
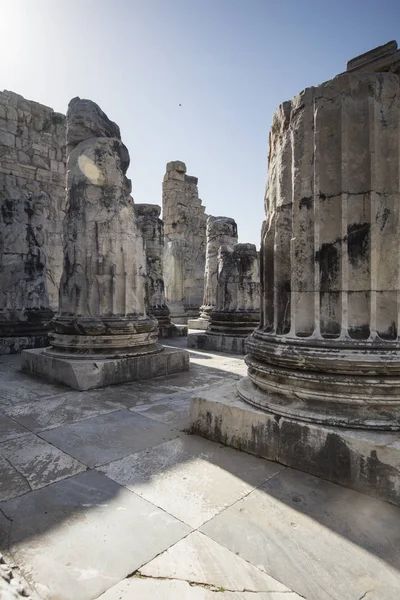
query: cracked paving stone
201 468 400 600
0 470 191 600
0 433 85 500
98 435 284 528
41 409 182 468
97 576 303 599
140 530 291 593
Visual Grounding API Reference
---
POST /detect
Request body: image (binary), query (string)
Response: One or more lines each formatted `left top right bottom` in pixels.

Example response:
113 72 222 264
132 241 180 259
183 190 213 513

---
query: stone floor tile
97 576 302 599
41 409 182 467
0 413 30 442
0 470 191 600
98 435 283 528
140 530 290 592
130 391 193 429
0 373 67 407
1 392 120 432
201 468 400 600
0 433 85 498
0 453 30 501
97 381 183 410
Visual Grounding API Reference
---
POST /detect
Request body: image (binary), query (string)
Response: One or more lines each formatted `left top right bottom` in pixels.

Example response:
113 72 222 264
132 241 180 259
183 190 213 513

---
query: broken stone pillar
188 216 238 330
188 243 260 353
163 161 207 323
22 98 189 390
237 71 400 430
0 90 66 353
135 203 187 337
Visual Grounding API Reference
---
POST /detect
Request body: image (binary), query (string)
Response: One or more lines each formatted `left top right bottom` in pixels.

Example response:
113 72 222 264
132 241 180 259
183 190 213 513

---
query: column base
0 334 49 355
190 381 400 507
187 332 248 354
158 323 188 338
21 346 190 391
187 318 210 330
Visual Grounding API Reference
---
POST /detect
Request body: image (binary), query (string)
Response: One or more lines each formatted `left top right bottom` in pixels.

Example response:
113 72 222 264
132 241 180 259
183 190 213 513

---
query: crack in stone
0 454 32 492
359 591 374 600
133 571 293 594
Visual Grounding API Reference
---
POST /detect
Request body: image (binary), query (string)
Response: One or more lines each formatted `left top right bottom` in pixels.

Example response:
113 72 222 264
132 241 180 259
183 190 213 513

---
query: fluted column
209 243 260 335
238 72 400 430
48 98 160 358
199 216 238 320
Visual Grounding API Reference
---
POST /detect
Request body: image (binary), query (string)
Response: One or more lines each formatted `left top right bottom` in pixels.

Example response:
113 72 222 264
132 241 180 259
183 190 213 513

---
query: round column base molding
46 331 162 359
238 357 400 430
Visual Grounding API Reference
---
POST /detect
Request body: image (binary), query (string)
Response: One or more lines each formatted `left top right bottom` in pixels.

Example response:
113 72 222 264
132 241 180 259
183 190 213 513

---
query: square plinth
187 332 247 354
21 346 190 391
186 318 210 330
190 381 400 507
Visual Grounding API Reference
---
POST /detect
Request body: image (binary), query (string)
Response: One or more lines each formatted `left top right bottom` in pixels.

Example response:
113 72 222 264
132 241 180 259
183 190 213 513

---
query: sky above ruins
1 0 400 246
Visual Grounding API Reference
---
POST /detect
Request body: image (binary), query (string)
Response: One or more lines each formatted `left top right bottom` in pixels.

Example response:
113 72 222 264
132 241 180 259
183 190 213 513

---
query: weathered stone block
190 381 400 506
22 346 190 391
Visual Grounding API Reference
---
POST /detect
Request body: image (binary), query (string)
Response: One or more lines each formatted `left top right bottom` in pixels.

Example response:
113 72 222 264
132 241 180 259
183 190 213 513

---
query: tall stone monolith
22 98 189 389
188 216 238 330
135 203 186 337
188 243 260 353
163 161 207 323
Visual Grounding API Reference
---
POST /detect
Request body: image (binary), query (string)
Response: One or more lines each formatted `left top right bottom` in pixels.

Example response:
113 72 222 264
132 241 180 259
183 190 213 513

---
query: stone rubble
0 90 66 354
162 161 207 323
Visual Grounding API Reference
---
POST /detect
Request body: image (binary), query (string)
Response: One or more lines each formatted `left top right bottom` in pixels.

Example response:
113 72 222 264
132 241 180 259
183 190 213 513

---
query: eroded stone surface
163 161 207 322
241 71 400 429
0 90 66 353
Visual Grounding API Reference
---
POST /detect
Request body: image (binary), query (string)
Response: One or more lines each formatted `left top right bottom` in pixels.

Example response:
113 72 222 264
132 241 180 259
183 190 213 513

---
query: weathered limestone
22 98 189 389
0 90 66 353
347 40 400 74
238 71 400 431
135 203 187 337
188 216 238 330
188 243 260 353
163 161 207 323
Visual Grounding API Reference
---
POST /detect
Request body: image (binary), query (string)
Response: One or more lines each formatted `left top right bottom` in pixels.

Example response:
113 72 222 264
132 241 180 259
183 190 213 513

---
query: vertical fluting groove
290 126 297 336
313 100 320 336
340 98 349 337
397 92 400 341
369 94 377 336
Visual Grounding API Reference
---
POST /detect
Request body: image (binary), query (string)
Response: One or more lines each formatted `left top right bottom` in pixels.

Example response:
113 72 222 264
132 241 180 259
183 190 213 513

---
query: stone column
163 161 207 323
188 243 260 353
22 98 189 389
238 72 400 430
188 216 238 330
135 203 187 337
0 90 66 353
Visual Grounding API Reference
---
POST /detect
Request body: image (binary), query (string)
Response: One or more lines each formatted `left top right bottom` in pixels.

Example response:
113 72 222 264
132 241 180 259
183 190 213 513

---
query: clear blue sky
1 0 400 245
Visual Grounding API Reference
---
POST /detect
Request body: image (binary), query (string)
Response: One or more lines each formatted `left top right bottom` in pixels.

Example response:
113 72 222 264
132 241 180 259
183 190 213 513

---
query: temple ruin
162 161 207 323
21 98 188 389
191 42 400 507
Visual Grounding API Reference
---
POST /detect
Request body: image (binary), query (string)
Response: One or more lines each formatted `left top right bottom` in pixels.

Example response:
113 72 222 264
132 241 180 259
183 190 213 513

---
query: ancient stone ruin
135 203 186 337
191 42 400 507
188 215 238 330
163 161 207 323
22 98 188 389
0 90 66 353
188 243 260 353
